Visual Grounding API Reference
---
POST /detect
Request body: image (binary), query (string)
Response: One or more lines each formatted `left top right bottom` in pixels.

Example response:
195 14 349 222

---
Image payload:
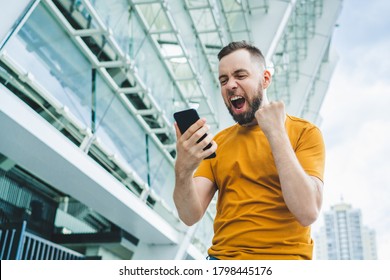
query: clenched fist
255 100 286 136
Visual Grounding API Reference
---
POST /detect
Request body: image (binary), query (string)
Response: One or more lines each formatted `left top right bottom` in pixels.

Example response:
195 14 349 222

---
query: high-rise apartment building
314 202 378 260
1 0 342 260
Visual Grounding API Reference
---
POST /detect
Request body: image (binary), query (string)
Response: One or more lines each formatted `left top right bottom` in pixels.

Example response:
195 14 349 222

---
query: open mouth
230 95 246 110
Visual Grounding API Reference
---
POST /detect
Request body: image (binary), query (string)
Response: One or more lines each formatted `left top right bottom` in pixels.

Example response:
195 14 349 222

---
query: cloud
315 16 390 258
335 0 390 50
321 115 390 259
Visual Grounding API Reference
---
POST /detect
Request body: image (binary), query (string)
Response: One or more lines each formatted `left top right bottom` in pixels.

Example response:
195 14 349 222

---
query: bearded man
173 41 325 260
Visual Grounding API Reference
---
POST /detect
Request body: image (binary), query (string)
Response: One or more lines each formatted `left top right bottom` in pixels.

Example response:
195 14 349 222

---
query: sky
312 0 390 259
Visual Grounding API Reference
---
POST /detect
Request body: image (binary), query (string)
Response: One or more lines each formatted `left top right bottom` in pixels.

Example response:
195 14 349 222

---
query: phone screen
173 109 216 159
173 108 200 134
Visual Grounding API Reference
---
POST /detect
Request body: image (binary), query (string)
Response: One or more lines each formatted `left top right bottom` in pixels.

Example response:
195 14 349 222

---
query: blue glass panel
148 139 174 206
93 0 183 124
5 4 92 127
94 72 148 181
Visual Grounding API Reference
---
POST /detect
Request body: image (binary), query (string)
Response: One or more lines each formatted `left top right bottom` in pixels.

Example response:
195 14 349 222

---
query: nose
225 78 238 91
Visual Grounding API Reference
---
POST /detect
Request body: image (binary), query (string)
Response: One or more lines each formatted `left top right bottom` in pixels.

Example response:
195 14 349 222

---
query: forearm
267 130 322 226
173 171 204 226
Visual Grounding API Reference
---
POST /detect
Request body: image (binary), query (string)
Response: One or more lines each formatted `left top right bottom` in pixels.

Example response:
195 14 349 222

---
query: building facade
1 0 342 260
314 202 378 260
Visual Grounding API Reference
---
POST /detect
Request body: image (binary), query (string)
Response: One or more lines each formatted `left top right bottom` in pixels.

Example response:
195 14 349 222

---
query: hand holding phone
173 109 216 159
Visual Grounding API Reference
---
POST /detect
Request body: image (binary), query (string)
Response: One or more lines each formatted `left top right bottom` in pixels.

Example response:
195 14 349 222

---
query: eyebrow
218 68 248 80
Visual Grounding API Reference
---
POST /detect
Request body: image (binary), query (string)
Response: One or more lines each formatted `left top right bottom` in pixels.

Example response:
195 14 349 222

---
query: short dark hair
217 41 266 67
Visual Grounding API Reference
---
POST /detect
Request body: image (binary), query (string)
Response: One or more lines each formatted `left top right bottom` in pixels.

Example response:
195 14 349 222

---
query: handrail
0 221 85 260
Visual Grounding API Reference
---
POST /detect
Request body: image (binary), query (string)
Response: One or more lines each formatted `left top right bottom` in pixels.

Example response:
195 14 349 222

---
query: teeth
230 96 243 101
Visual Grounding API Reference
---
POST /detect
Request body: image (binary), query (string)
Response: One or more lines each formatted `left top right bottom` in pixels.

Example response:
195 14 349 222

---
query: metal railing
0 221 85 260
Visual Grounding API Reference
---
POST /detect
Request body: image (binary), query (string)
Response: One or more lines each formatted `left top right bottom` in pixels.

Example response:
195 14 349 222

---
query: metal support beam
43 0 176 168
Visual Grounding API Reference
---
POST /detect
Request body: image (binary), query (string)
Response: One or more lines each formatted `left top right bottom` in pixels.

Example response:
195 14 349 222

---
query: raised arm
173 119 218 226
255 101 324 226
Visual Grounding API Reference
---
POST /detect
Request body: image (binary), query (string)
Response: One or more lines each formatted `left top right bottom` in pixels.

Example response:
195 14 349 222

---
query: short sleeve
295 126 325 182
194 158 215 183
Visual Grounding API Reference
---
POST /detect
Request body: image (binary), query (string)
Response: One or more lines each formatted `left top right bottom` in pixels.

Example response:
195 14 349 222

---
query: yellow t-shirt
194 115 325 260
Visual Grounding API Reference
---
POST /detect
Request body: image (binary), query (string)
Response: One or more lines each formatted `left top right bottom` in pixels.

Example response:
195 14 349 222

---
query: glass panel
81 0 184 137
169 61 193 80
5 3 151 183
5 4 92 128
159 42 184 60
94 72 148 181
189 9 215 32
247 0 269 11
221 0 241 11
93 0 133 55
227 12 246 32
148 139 174 203
132 0 161 3
137 3 171 33
199 32 221 47
177 80 201 99
186 0 209 9
221 0 249 39
232 32 250 42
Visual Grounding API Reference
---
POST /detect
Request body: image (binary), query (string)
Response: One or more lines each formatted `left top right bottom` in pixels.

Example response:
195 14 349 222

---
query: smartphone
173 108 216 159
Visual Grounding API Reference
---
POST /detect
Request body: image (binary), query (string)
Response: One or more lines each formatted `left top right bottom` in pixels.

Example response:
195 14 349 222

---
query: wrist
175 165 195 180
263 126 287 141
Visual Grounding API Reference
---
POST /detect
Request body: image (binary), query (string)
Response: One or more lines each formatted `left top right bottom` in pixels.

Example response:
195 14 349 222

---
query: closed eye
219 77 228 86
235 71 248 80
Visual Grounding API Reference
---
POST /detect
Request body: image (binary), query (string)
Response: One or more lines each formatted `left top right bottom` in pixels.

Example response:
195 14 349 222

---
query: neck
240 119 258 127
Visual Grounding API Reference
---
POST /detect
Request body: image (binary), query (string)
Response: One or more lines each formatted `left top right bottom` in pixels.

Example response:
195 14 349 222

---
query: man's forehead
219 50 256 72
220 49 251 62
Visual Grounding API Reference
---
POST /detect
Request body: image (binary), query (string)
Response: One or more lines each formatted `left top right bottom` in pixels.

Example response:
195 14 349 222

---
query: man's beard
227 91 263 126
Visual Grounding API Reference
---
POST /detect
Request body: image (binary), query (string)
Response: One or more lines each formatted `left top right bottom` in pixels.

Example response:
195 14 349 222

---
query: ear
262 69 272 89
